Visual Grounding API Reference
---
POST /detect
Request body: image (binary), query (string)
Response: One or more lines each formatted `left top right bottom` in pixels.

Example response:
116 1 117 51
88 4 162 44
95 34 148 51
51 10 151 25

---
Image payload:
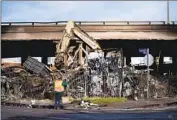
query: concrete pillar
42 57 48 65
172 56 177 75
151 53 158 74
159 54 164 75
126 56 131 66
124 57 127 67
21 56 28 65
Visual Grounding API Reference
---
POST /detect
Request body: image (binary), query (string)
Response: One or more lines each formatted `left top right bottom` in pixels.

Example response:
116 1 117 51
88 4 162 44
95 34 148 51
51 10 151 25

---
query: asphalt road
1 106 177 120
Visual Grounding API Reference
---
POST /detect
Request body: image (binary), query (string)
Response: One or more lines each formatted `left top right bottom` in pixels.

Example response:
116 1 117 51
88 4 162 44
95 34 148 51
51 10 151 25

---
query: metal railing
1 21 177 26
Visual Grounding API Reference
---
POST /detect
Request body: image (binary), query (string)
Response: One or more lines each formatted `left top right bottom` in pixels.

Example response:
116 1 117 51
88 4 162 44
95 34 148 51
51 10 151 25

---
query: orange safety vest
54 80 64 92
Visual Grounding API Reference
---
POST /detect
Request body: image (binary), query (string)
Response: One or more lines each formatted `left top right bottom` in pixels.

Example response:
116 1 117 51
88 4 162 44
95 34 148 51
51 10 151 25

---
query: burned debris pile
1 21 177 105
1 57 54 102
65 49 177 100
1 53 177 104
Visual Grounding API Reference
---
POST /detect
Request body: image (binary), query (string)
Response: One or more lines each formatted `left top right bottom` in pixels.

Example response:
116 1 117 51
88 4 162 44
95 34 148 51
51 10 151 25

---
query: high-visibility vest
54 80 64 92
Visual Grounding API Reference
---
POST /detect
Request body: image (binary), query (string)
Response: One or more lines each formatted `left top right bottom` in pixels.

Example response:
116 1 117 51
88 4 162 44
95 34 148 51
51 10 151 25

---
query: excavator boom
55 20 102 69
73 23 101 50
56 21 101 54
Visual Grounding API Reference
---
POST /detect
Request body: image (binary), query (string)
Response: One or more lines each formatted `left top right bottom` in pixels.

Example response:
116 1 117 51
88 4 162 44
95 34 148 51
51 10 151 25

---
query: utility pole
167 0 170 24
147 48 150 99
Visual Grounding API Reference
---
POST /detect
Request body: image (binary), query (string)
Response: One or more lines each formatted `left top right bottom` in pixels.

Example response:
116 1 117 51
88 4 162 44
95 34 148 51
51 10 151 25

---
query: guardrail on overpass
2 21 177 41
2 21 177 26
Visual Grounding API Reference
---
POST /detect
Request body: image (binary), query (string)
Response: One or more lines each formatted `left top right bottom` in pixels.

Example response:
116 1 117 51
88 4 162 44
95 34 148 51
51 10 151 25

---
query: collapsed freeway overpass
1 21 177 74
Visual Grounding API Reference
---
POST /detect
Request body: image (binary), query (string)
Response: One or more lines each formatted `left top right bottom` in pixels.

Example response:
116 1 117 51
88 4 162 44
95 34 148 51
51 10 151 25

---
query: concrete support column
151 53 158 74
21 56 28 65
172 56 177 75
124 57 127 67
159 54 164 75
42 57 48 65
126 56 131 66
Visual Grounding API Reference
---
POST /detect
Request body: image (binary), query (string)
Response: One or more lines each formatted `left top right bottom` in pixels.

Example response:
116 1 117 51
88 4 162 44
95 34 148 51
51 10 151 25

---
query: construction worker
54 77 65 109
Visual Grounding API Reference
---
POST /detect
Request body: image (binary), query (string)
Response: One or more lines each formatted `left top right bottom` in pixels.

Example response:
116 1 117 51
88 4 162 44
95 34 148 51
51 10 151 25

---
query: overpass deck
2 21 177 41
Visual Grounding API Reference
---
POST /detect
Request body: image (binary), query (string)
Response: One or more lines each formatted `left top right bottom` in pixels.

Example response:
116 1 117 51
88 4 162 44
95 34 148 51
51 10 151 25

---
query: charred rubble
1 51 177 104
1 57 54 102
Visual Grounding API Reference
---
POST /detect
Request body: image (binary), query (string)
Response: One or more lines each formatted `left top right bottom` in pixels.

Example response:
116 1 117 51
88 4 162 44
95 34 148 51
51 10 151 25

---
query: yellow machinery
55 21 102 69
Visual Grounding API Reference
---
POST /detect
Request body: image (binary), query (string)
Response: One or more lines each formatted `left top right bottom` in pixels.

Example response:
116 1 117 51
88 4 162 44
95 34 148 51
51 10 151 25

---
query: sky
2 1 177 22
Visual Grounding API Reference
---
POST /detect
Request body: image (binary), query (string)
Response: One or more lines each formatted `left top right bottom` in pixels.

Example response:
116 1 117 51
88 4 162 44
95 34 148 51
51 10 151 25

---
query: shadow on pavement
2 109 177 120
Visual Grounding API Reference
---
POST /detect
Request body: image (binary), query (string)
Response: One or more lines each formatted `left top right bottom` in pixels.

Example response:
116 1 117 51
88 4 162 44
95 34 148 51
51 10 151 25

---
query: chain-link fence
2 67 177 101
67 72 122 98
67 50 123 98
66 50 177 99
67 69 177 99
1 52 177 101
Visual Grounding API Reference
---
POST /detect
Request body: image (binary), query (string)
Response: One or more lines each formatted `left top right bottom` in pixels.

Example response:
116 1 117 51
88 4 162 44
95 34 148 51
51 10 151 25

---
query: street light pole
167 0 170 24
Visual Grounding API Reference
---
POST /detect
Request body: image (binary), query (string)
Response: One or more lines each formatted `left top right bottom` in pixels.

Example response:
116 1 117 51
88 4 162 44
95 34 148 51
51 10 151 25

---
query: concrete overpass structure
2 21 177 41
1 21 177 74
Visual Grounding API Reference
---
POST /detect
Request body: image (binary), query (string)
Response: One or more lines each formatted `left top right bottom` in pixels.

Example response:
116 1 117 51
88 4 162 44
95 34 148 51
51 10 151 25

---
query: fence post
147 48 150 99
120 48 124 97
84 73 87 97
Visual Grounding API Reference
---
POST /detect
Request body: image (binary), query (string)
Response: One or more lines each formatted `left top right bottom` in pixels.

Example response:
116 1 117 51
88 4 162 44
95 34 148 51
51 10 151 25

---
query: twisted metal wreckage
1 21 176 103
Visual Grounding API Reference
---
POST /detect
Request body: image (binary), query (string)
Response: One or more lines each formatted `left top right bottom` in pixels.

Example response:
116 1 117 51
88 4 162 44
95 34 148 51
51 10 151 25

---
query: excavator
53 21 127 98
54 21 102 70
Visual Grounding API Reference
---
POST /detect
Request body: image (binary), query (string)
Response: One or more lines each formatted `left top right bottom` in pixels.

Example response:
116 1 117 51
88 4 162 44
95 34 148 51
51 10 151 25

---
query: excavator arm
72 23 101 50
56 21 101 54
55 21 102 69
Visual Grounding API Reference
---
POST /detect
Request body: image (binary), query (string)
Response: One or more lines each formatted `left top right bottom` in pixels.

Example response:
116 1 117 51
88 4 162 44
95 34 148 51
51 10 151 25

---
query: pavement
1 105 177 120
2 98 177 120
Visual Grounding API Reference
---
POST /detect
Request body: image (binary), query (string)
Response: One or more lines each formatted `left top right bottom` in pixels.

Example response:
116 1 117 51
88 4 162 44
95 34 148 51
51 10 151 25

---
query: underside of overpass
2 39 177 75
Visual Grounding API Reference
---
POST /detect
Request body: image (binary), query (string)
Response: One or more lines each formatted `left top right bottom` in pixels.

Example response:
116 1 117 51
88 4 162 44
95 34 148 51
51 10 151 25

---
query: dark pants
64 87 67 96
54 92 63 109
